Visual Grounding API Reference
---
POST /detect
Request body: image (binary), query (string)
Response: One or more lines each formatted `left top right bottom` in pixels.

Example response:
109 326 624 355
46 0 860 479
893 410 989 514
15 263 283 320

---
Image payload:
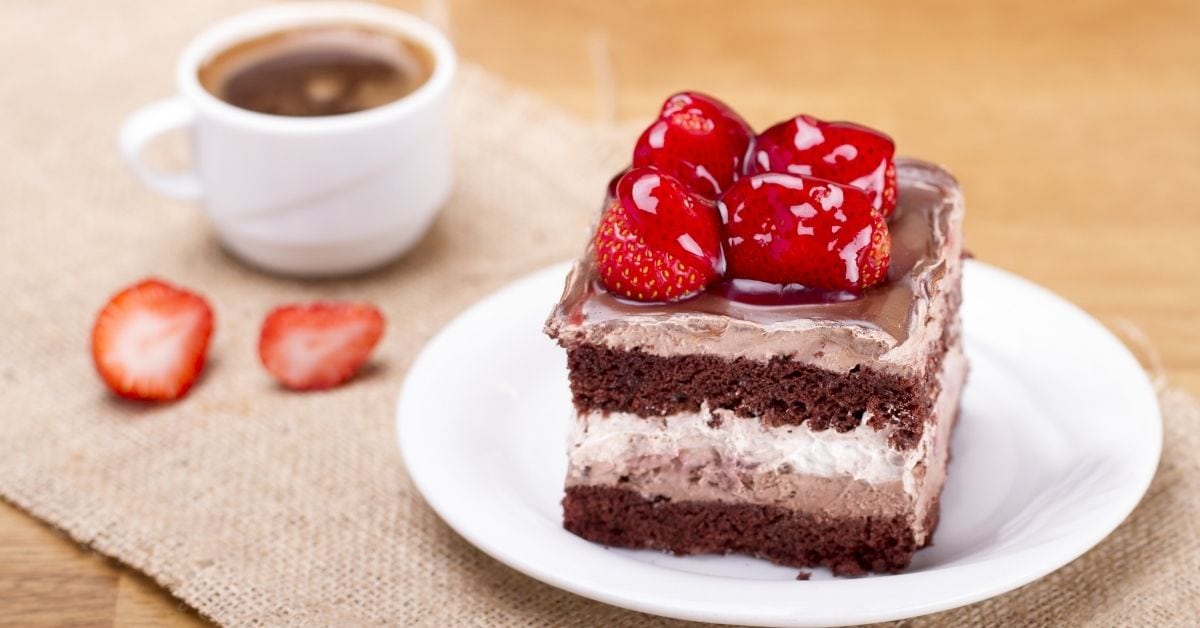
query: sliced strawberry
258 302 384 391
594 168 724 302
720 173 891 290
747 115 897 216
91 278 214 401
632 91 754 199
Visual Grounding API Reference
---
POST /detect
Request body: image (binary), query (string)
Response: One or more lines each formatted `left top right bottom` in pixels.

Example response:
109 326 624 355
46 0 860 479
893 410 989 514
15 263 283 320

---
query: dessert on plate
544 92 966 575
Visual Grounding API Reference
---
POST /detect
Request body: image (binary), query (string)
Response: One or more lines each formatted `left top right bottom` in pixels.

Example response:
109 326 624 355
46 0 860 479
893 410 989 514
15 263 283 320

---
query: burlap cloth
2 2 1198 626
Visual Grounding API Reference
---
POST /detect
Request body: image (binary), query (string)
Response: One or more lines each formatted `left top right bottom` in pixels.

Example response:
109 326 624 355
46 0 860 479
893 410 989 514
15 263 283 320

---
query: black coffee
198 25 433 117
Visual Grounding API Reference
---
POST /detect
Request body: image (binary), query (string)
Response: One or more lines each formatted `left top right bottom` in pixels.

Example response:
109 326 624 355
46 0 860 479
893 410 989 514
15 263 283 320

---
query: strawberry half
258 302 385 391
594 168 724 302
91 278 214 401
632 91 754 199
720 173 891 290
747 115 897 216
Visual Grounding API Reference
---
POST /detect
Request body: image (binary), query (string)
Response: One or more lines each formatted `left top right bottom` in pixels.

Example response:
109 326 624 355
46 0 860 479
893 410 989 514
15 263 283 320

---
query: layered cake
545 92 966 575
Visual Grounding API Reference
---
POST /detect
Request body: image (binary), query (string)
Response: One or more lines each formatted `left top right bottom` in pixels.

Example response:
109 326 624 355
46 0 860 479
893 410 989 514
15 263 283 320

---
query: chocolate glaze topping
556 158 957 344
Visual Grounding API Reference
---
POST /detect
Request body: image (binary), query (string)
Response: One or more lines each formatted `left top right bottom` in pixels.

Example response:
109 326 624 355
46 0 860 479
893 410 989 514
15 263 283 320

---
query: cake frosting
568 407 910 486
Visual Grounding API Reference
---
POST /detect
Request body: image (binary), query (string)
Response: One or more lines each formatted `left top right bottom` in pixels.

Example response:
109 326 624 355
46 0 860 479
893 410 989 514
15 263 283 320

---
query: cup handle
118 96 203 202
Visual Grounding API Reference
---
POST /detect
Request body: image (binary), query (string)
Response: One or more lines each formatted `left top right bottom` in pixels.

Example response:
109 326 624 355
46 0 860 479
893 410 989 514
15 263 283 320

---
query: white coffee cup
119 2 456 276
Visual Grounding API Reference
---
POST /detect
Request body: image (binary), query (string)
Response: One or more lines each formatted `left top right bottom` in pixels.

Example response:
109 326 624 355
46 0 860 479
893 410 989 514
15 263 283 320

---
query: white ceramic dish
397 260 1161 627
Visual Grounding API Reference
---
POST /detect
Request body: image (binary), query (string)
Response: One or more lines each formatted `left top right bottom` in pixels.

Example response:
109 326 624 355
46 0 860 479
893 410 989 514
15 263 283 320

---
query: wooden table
2 0 1197 624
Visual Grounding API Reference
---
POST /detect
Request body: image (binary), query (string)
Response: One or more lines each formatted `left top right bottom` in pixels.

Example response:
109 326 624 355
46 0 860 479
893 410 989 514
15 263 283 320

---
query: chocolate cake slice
545 158 966 575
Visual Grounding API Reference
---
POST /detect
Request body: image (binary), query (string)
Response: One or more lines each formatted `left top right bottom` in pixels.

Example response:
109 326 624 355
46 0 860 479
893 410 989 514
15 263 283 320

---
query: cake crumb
831 561 867 577
795 571 812 581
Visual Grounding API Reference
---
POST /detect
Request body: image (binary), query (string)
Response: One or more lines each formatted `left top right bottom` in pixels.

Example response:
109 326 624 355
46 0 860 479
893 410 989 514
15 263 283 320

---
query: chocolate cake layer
566 344 930 448
563 485 941 575
564 289 959 449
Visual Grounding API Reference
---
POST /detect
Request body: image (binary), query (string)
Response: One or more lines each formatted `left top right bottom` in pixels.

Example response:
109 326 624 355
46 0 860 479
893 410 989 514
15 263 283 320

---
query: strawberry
632 91 754 199
91 278 214 401
258 302 384 391
594 168 724 302
747 115 897 216
719 173 891 290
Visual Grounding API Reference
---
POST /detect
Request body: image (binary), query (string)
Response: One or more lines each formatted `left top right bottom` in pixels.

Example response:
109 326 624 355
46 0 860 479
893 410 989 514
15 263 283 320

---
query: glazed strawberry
594 168 724 302
632 91 754 199
91 278 214 401
720 173 891 290
747 115 897 216
258 302 385 391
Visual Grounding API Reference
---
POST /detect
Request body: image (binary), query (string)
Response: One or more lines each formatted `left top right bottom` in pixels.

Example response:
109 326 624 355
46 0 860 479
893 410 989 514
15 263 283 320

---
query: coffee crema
198 25 433 117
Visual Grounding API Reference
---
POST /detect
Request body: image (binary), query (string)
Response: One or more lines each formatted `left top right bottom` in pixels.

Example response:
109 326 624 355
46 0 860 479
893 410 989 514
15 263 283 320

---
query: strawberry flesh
632 91 754 199
719 173 891 290
91 278 214 402
594 168 724 302
258 302 384 391
748 115 897 216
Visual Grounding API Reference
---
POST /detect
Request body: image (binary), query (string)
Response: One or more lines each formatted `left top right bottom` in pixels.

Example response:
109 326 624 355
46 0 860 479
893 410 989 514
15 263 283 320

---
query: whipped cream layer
566 338 966 538
568 407 911 486
546 158 965 376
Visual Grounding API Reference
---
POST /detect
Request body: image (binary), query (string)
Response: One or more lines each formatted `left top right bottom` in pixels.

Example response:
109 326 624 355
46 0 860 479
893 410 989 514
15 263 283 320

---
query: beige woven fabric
1 2 1197 626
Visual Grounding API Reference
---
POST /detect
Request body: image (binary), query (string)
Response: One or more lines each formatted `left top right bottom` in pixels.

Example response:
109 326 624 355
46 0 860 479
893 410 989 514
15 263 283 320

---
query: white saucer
397 260 1161 627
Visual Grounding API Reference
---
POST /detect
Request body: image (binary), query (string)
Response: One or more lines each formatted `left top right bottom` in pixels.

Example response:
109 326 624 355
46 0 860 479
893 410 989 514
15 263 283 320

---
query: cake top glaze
546 159 964 370
557 159 955 343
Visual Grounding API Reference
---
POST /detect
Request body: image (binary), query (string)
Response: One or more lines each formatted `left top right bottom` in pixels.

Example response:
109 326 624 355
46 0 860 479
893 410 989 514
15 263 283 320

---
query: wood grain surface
2 0 1197 625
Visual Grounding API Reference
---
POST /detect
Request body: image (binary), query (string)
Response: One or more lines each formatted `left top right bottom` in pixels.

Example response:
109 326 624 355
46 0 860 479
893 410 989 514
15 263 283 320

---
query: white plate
397 260 1161 627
